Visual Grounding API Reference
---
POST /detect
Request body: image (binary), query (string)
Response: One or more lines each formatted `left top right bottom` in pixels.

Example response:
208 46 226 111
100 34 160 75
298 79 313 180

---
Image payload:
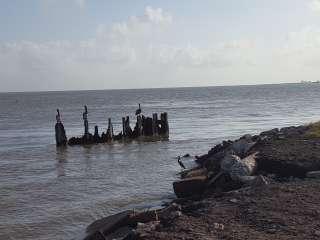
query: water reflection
55 146 68 177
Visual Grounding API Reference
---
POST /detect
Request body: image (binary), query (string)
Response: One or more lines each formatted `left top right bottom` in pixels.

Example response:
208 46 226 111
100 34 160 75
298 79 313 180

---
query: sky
0 0 320 92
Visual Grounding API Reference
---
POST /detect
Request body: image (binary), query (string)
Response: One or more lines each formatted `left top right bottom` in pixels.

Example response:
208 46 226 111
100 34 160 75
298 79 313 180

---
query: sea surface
1 83 320 240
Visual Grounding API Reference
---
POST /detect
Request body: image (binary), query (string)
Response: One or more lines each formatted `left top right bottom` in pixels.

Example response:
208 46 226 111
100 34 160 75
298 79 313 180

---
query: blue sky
1 0 320 92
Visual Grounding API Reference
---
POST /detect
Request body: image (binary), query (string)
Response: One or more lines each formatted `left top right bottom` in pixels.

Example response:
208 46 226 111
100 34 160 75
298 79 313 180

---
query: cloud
310 0 320 12
1 6 320 91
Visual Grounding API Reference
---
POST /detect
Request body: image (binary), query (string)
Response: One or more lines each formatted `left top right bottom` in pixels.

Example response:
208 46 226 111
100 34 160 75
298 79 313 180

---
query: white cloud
310 0 320 12
1 6 320 91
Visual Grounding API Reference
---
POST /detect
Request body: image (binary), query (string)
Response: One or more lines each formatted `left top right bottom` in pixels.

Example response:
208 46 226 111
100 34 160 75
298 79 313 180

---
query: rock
207 143 225 156
229 198 239 203
252 175 269 187
136 221 160 232
83 231 106 240
173 176 207 198
220 154 241 173
195 154 209 165
205 150 226 172
86 210 134 237
130 210 158 224
306 171 320 179
253 138 320 178
260 128 279 137
229 152 258 181
105 226 134 240
240 134 253 141
280 125 308 137
238 175 269 187
314 230 320 237
229 139 256 157
214 223 225 231
181 168 207 179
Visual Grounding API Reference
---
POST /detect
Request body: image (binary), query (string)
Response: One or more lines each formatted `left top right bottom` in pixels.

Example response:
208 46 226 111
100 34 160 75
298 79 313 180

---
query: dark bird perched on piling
135 103 142 115
177 156 186 169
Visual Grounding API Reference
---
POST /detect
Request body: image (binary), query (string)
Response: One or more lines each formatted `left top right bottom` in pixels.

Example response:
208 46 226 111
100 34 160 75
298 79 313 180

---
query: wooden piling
152 113 158 136
143 117 153 136
136 115 143 136
83 105 89 139
125 116 133 137
55 109 67 146
122 117 126 136
107 118 113 140
160 112 169 136
59 106 168 146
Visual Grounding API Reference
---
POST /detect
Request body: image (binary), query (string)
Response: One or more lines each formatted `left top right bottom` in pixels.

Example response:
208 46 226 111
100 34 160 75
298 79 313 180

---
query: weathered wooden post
107 118 113 140
136 115 143 136
125 116 130 136
55 109 67 146
83 105 89 139
143 117 153 136
122 117 126 137
160 112 169 136
93 125 99 142
152 113 158 136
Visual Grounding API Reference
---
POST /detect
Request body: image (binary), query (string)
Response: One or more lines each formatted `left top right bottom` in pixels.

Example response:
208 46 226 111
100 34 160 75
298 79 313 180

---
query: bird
177 156 186 169
135 103 142 115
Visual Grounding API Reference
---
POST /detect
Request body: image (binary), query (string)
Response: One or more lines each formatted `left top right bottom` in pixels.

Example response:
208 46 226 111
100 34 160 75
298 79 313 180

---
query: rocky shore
83 122 320 240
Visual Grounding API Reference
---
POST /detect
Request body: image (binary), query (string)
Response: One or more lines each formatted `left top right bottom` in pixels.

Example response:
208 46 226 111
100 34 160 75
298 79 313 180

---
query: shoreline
83 122 320 240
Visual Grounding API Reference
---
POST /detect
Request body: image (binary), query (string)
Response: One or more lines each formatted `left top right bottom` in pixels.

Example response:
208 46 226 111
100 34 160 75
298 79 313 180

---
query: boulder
220 154 241 173
260 128 279 137
280 125 308 137
173 176 207 198
181 168 207 179
105 226 134 240
229 152 258 181
252 138 320 177
84 231 105 240
238 175 269 187
229 139 256 157
86 210 134 238
306 171 320 179
220 152 258 181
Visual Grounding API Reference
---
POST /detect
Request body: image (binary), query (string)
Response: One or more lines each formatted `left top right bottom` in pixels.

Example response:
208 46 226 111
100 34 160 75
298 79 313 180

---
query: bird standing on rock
177 156 186 169
135 103 142 115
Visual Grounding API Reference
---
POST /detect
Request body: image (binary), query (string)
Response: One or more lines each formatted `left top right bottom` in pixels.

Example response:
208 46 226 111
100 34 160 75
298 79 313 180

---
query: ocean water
1 83 320 240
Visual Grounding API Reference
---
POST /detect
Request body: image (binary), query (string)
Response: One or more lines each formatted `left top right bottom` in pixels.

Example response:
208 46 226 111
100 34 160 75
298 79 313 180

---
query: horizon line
0 81 302 94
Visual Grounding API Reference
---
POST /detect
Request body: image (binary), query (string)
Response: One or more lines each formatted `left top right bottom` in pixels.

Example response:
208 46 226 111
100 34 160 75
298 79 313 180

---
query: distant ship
300 80 320 84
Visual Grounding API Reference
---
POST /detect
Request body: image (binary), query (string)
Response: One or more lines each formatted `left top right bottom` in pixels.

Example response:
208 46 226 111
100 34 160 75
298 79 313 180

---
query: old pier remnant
55 105 169 146
83 105 90 140
55 109 67 146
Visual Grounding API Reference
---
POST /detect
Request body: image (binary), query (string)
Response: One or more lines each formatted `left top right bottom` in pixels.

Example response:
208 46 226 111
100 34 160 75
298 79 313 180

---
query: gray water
1 83 320 240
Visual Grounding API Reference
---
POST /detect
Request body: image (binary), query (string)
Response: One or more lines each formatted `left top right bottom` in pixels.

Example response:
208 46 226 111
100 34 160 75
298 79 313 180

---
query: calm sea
1 84 320 240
